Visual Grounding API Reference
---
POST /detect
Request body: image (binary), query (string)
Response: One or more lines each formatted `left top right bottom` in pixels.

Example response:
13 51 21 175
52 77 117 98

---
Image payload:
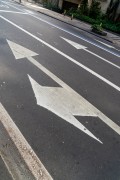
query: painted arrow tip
28 75 42 104
61 37 87 49
7 39 38 59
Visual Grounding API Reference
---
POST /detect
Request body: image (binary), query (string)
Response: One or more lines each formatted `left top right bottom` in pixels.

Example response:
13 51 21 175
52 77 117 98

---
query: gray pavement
0 0 120 179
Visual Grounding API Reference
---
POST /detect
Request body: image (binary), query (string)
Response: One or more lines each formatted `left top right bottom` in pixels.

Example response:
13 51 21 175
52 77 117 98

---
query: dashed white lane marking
24 9 34 14
37 32 43 36
95 39 116 49
0 103 53 180
0 10 28 14
2 0 120 58
0 4 9 8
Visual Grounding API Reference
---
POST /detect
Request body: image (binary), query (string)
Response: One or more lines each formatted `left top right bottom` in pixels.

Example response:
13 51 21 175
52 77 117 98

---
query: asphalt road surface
0 0 120 179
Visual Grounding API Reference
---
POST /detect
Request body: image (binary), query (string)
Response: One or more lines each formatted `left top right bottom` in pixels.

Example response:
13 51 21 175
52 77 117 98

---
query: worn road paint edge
0 103 53 180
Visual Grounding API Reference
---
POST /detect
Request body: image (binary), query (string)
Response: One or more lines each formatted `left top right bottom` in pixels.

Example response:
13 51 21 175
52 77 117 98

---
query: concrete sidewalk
14 0 120 47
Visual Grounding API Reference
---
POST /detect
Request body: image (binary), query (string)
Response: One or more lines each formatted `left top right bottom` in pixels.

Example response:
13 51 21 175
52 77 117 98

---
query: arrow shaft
28 56 72 92
28 56 120 136
98 113 120 136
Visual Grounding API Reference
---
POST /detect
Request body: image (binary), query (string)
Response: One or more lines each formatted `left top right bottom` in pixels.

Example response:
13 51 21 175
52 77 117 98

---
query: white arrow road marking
7 40 101 143
28 75 101 143
0 103 53 180
95 39 120 51
7 40 120 143
61 37 120 70
60 37 87 50
8 40 38 59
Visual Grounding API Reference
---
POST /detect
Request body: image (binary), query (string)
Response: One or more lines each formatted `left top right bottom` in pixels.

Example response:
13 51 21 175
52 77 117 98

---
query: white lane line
0 10 28 14
95 39 116 48
61 37 120 70
24 9 34 14
0 15 120 92
0 4 9 8
3 0 120 58
37 32 43 36
0 103 53 180
95 39 120 51
85 49 120 69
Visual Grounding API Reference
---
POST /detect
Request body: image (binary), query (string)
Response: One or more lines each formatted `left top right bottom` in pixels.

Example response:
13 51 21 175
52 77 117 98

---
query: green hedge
43 3 63 13
67 12 120 34
42 2 120 34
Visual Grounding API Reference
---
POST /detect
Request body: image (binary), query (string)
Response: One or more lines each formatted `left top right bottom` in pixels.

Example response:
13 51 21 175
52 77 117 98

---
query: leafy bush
70 13 97 24
67 10 120 33
102 21 120 33
43 2 63 13
67 7 77 15
89 0 101 19
79 0 89 15
92 23 103 31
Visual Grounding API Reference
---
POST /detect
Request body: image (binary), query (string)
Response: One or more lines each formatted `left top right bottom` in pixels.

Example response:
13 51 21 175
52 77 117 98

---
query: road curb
12 0 119 45
36 10 114 44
